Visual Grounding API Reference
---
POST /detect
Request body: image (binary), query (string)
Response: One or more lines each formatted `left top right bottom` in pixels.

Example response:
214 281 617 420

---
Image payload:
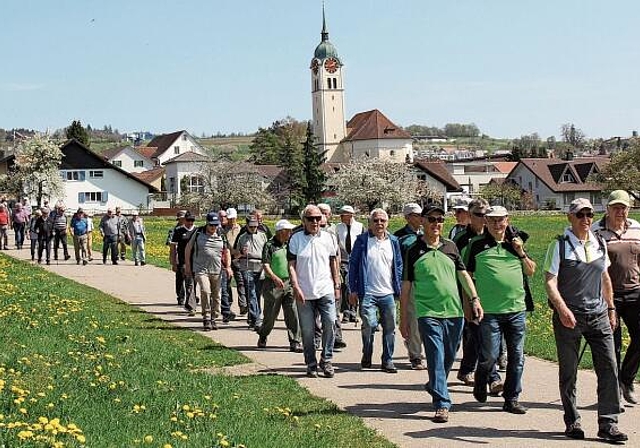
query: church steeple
321 4 329 42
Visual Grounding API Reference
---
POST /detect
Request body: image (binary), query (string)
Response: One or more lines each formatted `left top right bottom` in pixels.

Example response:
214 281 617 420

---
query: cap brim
608 200 629 207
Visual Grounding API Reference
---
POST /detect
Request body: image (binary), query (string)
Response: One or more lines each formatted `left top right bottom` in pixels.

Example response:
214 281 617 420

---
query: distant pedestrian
12 202 30 250
115 207 128 261
86 212 94 261
0 203 11 250
222 207 244 320
28 209 41 261
170 211 198 312
127 210 147 266
545 198 627 442
50 203 71 261
70 208 89 265
36 207 52 264
448 198 471 240
236 217 269 330
99 208 119 265
335 205 363 324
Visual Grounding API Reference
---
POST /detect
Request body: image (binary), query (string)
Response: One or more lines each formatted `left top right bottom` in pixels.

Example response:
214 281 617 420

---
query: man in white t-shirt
288 204 341 378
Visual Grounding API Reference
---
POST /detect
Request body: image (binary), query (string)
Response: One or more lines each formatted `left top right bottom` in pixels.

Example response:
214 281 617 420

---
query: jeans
297 294 336 370
553 310 621 428
131 236 145 263
195 273 220 322
258 279 301 345
459 321 501 383
418 316 464 410
231 261 247 310
340 265 357 320
242 270 263 327
476 311 526 402
359 294 396 365
614 298 640 387
14 222 25 248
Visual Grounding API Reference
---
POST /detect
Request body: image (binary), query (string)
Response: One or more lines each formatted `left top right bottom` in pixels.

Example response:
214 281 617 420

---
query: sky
2 1 639 139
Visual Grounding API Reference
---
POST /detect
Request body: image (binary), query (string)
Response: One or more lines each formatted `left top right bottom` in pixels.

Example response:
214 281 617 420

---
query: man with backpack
170 211 198 312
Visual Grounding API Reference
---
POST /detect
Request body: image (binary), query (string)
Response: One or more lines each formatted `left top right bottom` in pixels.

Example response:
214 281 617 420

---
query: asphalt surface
4 246 639 447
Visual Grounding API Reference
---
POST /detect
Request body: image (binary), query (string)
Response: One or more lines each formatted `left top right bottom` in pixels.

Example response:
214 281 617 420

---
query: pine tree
65 120 91 147
302 122 326 204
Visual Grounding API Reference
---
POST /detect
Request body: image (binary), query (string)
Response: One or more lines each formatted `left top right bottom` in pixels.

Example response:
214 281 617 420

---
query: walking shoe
489 380 504 396
239 306 248 316
134 261 139 266
410 358 426 370
498 353 507 371
597 425 628 443
473 383 487 403
306 368 318 378
82 260 88 265
187 309 197 317
210 320 218 330
341 315 349 324
503 400 527 414
319 361 334 378
112 261 118 265
140 261 146 266
381 363 398 374
565 422 585 440
457 372 475 386
333 340 347 350
620 382 638 405
289 343 304 353
203 320 213 331
361 357 372 369
120 255 125 261
76 260 80 265
433 408 449 423
64 255 71 261
257 337 267 348
222 312 237 323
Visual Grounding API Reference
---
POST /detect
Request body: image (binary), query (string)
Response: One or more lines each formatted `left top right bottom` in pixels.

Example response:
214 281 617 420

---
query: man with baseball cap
466 205 536 415
257 219 302 352
593 190 640 406
448 198 471 240
545 198 627 442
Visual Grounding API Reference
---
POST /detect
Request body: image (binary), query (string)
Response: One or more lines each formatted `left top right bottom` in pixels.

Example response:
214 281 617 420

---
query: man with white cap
545 197 626 442
593 190 640 405
394 202 426 370
448 198 471 240
466 205 536 415
257 219 302 352
335 205 364 324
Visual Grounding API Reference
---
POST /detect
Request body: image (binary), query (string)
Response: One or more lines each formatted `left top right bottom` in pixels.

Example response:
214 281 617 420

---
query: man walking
335 205 363 324
545 198 627 442
115 207 128 261
288 204 340 378
171 211 198 312
236 217 269 330
12 202 30 250
70 208 89 265
257 219 303 352
222 207 244 320
99 208 119 265
349 208 403 373
127 210 147 266
466 205 536 414
50 203 71 261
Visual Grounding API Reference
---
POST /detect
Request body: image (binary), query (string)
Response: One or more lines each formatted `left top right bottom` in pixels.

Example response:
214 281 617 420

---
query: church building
310 9 413 164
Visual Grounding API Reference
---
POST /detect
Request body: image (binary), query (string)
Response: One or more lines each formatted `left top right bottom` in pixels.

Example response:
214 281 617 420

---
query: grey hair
368 208 388 221
468 198 489 213
301 204 320 218
317 203 331 213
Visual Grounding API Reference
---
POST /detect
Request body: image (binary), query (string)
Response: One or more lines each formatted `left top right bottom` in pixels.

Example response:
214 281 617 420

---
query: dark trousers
231 261 247 310
258 279 301 345
53 229 69 259
614 298 640 387
459 321 501 383
553 310 620 429
175 265 195 306
102 234 118 263
14 222 26 248
37 235 51 262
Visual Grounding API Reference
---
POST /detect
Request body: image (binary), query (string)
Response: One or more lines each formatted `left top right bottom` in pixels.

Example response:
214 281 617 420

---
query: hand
399 315 409 339
558 305 577 329
511 236 525 256
609 310 618 331
273 277 285 289
293 286 305 303
225 267 233 279
334 286 341 301
471 300 484 323
348 292 358 306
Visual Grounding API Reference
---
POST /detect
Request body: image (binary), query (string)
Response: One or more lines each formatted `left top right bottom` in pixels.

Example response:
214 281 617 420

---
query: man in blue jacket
349 208 403 373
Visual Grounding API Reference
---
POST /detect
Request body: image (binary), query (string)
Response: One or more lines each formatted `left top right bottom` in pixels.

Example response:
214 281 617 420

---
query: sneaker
498 353 507 371
473 382 487 403
64 255 71 261
82 260 88 266
503 400 527 414
341 315 349 324
410 358 426 370
306 368 318 378
239 306 248 316
134 261 139 266
257 337 267 348
112 261 118 265
140 261 146 266
381 363 398 374
489 380 504 396
210 320 218 330
620 382 638 405
361 357 372 369
120 255 125 261
222 312 237 323
76 260 80 265
334 340 347 350
203 320 213 331
289 343 304 353
565 422 585 440
187 309 196 317
320 361 334 378
457 372 475 386
433 408 449 423
597 425 628 443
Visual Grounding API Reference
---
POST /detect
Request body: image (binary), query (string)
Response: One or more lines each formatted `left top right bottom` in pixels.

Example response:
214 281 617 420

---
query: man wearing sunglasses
288 204 341 378
466 205 536 415
400 204 482 423
545 198 627 442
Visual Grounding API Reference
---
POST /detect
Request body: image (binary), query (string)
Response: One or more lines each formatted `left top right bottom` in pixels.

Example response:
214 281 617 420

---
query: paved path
5 248 639 447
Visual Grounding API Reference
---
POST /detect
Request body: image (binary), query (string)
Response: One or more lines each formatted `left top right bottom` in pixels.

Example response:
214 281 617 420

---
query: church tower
311 7 346 162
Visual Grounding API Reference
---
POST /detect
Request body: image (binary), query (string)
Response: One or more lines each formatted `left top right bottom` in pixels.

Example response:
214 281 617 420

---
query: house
447 161 517 195
412 160 463 211
142 130 207 166
162 151 212 202
342 109 414 163
101 145 155 173
506 157 609 211
131 166 165 192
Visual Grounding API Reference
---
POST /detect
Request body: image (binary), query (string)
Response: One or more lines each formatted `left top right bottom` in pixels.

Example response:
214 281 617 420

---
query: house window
562 172 575 183
333 78 337 89
89 170 103 178
113 160 122 167
134 160 144 168
64 171 86 181
187 176 205 194
78 191 107 203
174 146 180 154
182 134 187 141
327 78 332 89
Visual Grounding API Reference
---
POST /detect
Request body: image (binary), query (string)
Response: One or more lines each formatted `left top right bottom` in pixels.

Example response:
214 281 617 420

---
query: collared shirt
593 217 640 296
544 228 610 275
365 234 394 296
288 230 337 300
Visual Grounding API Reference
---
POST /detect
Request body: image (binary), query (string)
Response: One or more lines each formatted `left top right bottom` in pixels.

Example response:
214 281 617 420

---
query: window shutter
102 191 108 203
78 192 85 203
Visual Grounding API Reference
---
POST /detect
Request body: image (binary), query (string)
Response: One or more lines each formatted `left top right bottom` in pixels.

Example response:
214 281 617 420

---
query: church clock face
311 59 320 74
324 58 338 73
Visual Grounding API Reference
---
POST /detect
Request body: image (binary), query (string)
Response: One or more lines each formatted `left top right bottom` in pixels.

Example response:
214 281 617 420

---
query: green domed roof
314 40 341 62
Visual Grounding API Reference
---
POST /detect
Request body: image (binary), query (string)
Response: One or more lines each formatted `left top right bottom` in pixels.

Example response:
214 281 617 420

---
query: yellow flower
144 435 153 443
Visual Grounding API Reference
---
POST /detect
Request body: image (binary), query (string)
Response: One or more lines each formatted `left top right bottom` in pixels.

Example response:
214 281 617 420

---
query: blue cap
206 212 220 225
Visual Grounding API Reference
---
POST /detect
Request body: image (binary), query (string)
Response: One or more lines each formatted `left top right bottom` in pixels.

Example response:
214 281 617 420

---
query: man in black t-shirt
170 211 198 312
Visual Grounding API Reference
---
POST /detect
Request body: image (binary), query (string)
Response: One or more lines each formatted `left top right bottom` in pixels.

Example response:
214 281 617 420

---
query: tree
480 182 523 209
443 123 480 138
65 120 91 147
248 117 307 165
0 135 65 206
509 133 542 160
330 158 440 212
561 123 585 149
301 123 327 204
594 137 640 200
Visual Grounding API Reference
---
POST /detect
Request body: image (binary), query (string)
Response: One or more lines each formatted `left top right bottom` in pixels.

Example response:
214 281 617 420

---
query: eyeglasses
575 211 594 219
305 216 322 222
372 218 387 223
472 212 486 218
426 216 445 224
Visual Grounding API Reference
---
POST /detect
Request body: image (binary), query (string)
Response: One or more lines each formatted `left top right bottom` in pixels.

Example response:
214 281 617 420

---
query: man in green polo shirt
400 204 482 424
465 205 536 415
257 219 302 352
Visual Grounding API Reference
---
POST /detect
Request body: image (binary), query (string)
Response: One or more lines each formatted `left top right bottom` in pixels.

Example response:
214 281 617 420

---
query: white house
162 151 212 201
101 145 155 173
143 130 208 166
51 140 158 213
412 160 463 211
447 161 517 195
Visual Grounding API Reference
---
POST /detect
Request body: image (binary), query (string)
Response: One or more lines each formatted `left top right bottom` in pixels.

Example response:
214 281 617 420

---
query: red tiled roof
511 157 609 192
344 109 411 141
144 130 186 158
131 166 164 183
492 161 517 174
136 146 157 159
413 160 462 191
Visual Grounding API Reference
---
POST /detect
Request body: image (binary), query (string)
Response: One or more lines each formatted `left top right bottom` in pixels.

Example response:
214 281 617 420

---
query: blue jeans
476 311 526 402
297 294 336 370
242 271 263 327
220 269 232 318
359 294 396 365
418 316 464 410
